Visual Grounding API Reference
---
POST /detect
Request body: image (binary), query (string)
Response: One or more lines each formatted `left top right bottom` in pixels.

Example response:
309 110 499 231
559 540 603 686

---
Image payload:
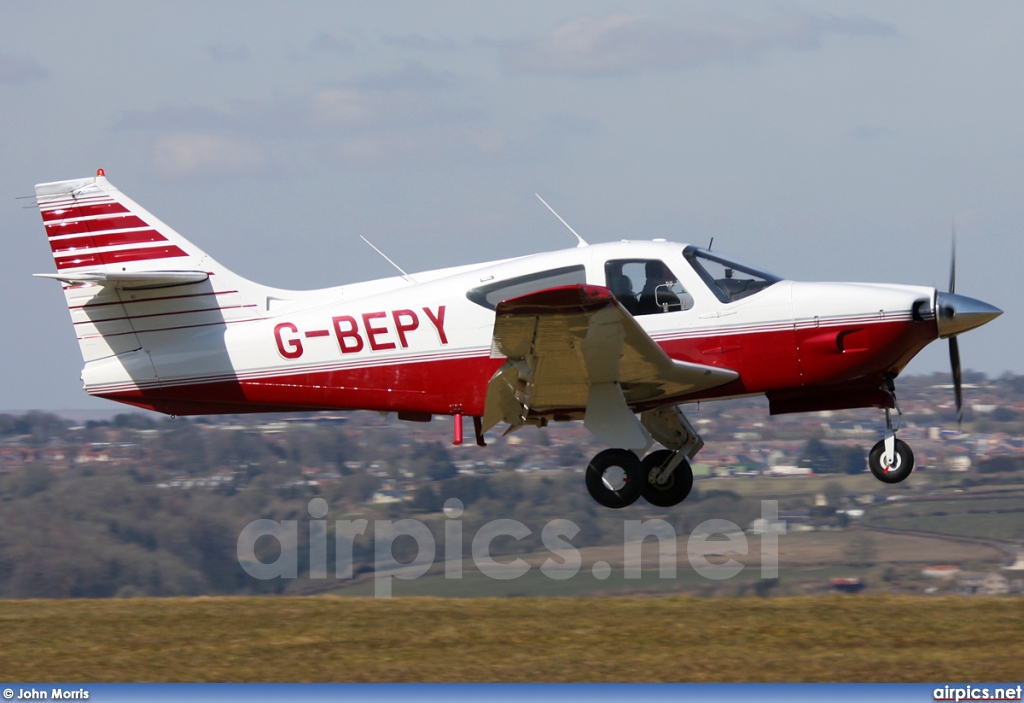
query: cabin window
683 246 781 304
604 259 693 315
466 265 587 310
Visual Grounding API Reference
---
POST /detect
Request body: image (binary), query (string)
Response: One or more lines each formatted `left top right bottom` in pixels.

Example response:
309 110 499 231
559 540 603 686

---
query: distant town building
957 572 1010 596
922 565 961 579
1002 553 1024 572
831 577 865 593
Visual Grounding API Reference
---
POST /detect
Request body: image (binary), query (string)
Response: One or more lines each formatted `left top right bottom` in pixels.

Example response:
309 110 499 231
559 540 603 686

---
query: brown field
1 595 1021 682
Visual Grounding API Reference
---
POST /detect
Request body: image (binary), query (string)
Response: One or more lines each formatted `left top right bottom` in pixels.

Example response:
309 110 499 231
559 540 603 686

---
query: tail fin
36 169 217 279
33 170 289 399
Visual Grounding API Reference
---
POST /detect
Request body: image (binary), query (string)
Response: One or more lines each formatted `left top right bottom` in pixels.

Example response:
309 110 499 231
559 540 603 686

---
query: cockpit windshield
683 246 782 304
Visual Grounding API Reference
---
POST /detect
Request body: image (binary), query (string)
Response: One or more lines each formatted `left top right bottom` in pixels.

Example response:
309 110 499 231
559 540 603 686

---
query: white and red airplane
34 170 1001 508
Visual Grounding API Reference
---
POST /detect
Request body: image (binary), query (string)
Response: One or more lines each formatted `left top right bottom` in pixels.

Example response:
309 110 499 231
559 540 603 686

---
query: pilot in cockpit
608 270 639 314
638 261 680 314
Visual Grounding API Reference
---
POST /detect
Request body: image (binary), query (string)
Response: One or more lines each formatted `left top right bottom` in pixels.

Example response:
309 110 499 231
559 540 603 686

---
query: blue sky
2 1 1020 410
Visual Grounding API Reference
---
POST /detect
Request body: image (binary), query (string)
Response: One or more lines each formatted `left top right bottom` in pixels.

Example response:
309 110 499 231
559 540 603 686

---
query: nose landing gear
868 436 915 483
867 401 916 484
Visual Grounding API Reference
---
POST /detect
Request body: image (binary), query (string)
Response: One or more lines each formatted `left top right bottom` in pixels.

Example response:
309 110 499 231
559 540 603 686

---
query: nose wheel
868 438 914 483
868 404 915 484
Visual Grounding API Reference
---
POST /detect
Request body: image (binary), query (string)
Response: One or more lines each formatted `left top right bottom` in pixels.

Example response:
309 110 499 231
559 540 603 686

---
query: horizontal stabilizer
33 271 210 289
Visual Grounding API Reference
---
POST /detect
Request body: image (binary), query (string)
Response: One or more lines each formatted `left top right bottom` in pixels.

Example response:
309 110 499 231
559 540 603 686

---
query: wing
482 284 738 448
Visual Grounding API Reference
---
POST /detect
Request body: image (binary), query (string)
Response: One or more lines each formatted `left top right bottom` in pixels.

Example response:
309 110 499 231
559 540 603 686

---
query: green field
700 474 884 497
869 512 1024 541
306 528 1006 600
1 595 1021 682
869 496 1024 518
331 565 772 598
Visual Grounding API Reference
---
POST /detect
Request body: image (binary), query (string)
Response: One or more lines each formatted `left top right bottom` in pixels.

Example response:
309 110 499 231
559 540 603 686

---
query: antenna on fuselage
535 194 589 248
708 237 714 251
359 235 417 283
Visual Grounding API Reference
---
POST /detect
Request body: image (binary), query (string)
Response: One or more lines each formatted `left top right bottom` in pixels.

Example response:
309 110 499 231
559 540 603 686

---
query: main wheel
585 448 644 509
641 449 694 507
868 439 915 484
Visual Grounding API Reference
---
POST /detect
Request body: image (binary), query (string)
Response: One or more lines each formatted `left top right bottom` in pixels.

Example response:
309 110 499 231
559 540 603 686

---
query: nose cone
936 292 1003 338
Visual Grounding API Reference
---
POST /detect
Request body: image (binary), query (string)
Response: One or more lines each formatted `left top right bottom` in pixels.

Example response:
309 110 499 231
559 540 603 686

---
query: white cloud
151 133 264 178
120 61 498 175
381 34 460 53
0 53 47 84
505 10 896 77
330 125 508 168
117 105 236 133
206 44 250 64
307 32 357 56
118 63 476 140
849 125 897 141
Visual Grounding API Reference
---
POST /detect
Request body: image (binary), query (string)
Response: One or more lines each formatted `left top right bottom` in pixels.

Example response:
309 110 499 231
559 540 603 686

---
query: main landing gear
584 405 698 509
585 448 695 508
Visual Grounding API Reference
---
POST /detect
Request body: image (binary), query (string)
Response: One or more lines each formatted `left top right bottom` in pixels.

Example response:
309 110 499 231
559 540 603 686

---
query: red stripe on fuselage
73 304 256 326
71 290 236 311
78 316 260 340
94 356 506 417
88 317 940 418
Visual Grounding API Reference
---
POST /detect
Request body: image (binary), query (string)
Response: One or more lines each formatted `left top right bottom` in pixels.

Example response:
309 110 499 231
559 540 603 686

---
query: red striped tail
35 170 205 273
33 171 284 383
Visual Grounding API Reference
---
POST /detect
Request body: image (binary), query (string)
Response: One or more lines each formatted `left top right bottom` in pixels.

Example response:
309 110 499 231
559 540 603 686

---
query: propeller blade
949 224 957 294
950 336 963 427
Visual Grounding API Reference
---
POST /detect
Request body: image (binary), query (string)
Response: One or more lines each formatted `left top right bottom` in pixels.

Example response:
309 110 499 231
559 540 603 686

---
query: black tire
868 439 915 484
585 448 644 509
641 449 694 507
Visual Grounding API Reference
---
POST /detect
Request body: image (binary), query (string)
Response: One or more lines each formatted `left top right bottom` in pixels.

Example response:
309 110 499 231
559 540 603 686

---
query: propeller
948 232 963 427
934 227 1001 428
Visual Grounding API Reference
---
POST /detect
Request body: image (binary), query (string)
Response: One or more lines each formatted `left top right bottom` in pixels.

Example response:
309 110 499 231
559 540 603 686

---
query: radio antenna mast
535 194 588 247
359 235 416 283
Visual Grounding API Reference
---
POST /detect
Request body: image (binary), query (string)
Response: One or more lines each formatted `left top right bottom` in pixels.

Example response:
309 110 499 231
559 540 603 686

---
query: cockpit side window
683 246 781 304
466 265 587 310
605 259 693 315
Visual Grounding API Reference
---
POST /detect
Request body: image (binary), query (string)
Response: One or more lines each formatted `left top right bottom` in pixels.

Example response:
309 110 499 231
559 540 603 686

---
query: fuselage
86 240 941 418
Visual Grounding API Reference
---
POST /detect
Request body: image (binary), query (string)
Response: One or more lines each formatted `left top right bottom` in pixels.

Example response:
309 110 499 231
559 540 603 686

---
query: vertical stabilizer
33 171 286 398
